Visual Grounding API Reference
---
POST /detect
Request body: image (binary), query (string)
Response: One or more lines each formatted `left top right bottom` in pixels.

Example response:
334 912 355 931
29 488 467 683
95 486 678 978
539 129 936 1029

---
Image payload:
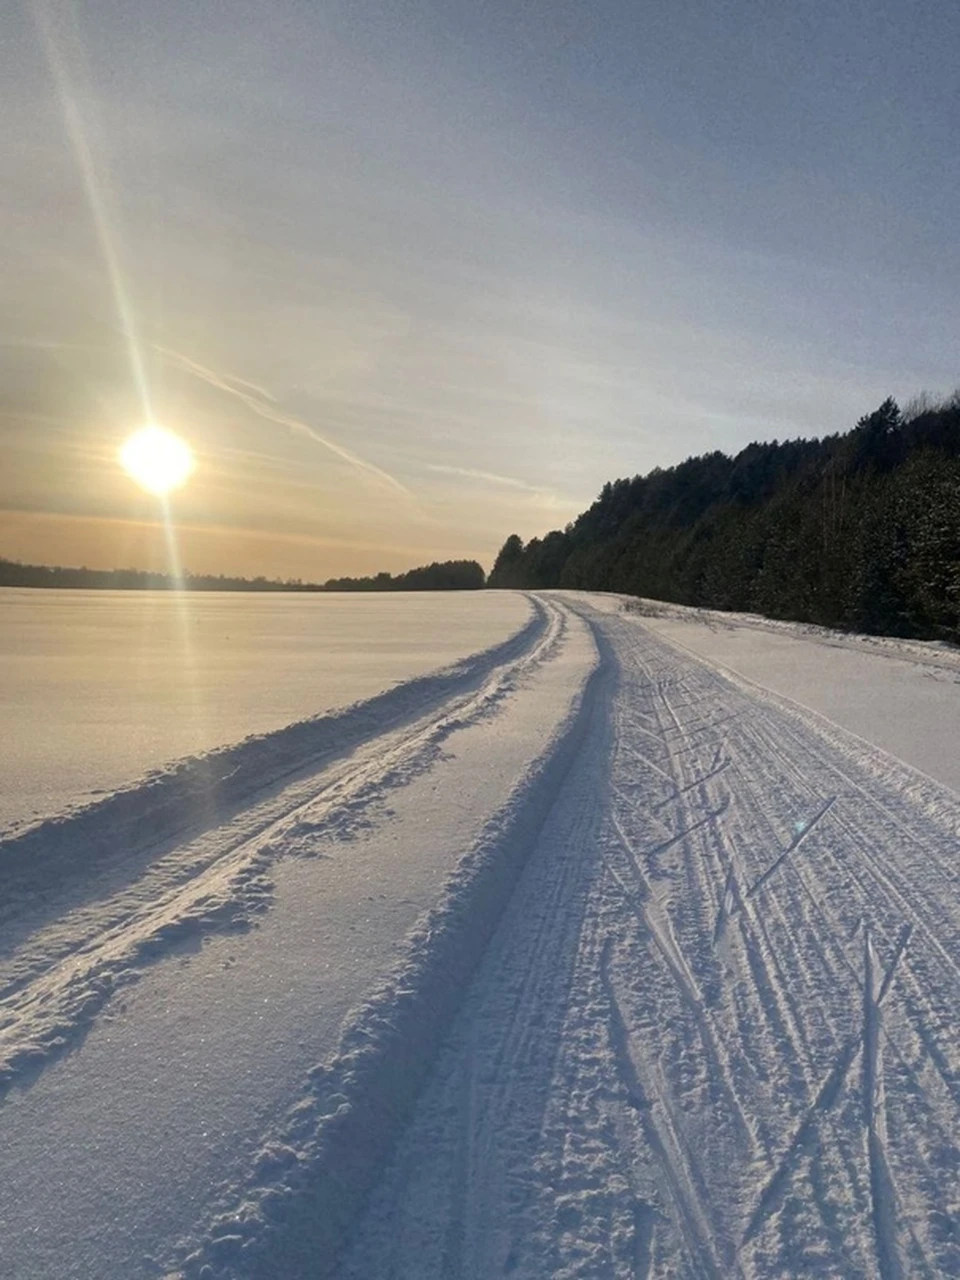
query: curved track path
340 596 960 1280
1 592 958 1279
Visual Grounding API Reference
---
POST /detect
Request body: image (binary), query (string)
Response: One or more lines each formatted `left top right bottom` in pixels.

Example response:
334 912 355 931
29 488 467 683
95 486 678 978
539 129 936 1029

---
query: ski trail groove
600 938 731 1280
863 924 907 1280
171 601 608 1280
745 793 837 899
8 593 959 1280
341 599 960 1280
0 599 567 1098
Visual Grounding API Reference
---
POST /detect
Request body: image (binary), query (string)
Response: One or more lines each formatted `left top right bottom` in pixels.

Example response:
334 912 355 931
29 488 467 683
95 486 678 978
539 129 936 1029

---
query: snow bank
618 594 960 796
171 618 606 1280
619 594 960 673
0 598 546 889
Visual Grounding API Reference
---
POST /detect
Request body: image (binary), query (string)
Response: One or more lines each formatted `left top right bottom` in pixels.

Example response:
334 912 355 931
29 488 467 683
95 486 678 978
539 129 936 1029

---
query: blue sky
3 0 958 578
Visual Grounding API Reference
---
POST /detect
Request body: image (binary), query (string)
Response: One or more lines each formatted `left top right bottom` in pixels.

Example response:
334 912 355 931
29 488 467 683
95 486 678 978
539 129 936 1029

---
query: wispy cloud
427 463 560 496
156 347 277 404
425 464 582 517
157 345 411 497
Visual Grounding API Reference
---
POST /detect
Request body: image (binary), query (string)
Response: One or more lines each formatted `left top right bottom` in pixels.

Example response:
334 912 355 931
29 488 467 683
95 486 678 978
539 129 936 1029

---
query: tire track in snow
281 599 960 1278
0 596 554 899
443 762 606 1279
631 1199 656 1280
0 599 568 1099
171 601 607 1280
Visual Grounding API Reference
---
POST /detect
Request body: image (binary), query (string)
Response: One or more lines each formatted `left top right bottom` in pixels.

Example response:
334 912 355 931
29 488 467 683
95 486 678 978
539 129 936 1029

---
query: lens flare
120 425 194 496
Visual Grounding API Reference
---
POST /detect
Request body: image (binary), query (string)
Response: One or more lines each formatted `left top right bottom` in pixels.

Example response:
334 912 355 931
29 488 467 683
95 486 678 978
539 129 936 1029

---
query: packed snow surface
0 588 531 834
1 591 958 1279
620 594 960 794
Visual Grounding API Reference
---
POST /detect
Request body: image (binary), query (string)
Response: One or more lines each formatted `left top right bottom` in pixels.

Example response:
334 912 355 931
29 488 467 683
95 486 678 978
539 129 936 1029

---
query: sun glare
120 424 195 496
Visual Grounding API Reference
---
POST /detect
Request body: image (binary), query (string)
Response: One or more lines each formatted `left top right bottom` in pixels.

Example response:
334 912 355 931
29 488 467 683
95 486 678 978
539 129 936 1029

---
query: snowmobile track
337 597 960 1280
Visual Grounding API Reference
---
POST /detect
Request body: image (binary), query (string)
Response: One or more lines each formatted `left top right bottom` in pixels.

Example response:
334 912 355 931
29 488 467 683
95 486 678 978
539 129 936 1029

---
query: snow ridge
5 593 959 1278
621 596 960 675
0 596 545 873
169 615 605 1279
335 601 960 1279
0 597 563 1099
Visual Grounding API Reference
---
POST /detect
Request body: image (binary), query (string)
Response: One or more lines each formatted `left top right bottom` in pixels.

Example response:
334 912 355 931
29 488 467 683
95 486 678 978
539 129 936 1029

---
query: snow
0 588 532 835
337 598 960 1279
2 591 959 1279
0 595 597 1277
621 595 960 794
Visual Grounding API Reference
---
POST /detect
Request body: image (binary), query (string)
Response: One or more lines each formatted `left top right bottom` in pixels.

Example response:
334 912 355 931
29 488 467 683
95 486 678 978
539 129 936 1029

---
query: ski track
337 598 960 1280
0 596 562 1095
3 592 960 1278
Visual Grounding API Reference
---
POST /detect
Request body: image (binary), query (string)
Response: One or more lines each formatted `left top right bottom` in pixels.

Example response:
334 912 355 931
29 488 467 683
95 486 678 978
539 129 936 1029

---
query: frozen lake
0 588 531 834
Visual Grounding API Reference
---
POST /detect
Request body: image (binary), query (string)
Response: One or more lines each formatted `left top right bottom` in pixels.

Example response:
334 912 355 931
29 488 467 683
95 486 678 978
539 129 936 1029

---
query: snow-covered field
1 592 958 1278
0 588 532 835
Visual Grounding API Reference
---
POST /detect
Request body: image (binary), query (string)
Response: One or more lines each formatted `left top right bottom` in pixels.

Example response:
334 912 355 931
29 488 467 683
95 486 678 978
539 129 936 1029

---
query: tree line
0 561 322 592
323 560 485 591
488 395 960 642
0 557 485 593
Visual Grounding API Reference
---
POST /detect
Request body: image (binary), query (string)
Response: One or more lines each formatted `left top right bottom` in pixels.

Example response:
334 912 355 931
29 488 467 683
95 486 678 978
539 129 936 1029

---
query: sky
3 0 959 581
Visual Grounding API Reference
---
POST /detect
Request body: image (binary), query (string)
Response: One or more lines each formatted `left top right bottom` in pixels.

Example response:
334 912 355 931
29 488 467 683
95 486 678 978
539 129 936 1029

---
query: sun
120 425 195 496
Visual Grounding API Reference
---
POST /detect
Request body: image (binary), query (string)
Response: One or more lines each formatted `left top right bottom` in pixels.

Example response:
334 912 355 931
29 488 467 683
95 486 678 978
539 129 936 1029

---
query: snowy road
1 594 958 1278
339 600 960 1280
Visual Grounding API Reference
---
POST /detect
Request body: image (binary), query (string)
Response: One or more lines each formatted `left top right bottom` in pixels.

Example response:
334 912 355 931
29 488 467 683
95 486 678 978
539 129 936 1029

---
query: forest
323 559 485 591
0 561 323 591
489 395 960 641
0 558 485 593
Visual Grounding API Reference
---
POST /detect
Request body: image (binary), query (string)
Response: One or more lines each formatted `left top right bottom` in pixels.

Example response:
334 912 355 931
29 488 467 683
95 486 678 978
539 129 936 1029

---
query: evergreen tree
488 534 527 587
487 394 960 641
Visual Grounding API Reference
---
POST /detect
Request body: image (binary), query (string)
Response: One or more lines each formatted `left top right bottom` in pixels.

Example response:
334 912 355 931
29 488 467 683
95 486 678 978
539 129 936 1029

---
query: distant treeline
489 395 960 642
0 560 324 592
324 559 485 591
0 557 486 593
